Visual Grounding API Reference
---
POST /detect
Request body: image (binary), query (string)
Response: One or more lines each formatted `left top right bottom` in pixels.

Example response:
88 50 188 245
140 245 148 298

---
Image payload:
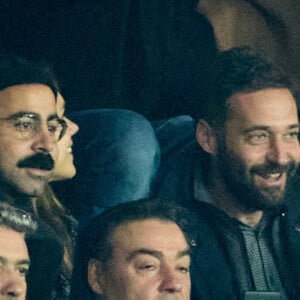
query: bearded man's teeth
268 173 281 179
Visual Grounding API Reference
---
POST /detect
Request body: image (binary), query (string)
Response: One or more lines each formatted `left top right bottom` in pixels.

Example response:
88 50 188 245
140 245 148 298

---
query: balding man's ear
196 119 217 155
88 259 105 296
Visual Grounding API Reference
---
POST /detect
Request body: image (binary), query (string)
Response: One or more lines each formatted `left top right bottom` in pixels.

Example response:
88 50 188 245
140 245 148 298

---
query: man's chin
235 186 286 212
17 181 47 198
257 187 286 209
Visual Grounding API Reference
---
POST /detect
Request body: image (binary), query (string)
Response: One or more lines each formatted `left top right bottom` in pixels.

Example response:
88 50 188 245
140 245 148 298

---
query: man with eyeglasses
0 53 67 300
0 56 66 202
0 202 37 300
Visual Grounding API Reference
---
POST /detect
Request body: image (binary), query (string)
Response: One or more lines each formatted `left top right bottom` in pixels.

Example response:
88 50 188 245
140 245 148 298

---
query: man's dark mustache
18 153 54 171
250 161 296 175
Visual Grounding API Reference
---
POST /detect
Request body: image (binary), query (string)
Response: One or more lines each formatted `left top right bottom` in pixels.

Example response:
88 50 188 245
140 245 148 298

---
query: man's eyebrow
0 256 7 265
5 111 40 120
177 248 191 259
289 124 300 130
242 126 270 133
0 256 29 266
127 248 163 261
6 110 58 121
48 113 60 122
0 111 60 126
16 259 30 267
242 124 300 134
126 247 191 261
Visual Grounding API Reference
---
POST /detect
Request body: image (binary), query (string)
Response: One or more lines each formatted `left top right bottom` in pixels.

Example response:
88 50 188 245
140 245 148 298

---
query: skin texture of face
88 219 191 300
50 93 79 181
0 84 58 197
0 227 29 300
216 88 300 212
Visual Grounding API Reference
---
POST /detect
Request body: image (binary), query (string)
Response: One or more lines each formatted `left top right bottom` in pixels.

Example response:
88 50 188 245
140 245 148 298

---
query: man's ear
196 119 217 155
88 259 105 296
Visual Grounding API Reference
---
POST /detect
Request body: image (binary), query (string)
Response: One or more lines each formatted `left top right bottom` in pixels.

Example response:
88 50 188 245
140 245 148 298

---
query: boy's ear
88 259 105 296
196 119 217 155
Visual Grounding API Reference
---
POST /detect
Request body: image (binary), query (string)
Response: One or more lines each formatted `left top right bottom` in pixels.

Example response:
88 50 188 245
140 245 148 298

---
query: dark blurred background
0 0 299 120
0 0 217 120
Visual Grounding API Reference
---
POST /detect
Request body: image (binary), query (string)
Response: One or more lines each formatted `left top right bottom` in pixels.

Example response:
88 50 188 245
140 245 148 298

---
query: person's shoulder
190 207 237 299
281 207 300 296
25 216 64 300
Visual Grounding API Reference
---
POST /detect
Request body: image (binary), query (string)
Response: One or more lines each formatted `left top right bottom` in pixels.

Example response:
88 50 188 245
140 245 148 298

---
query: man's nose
159 266 183 293
66 118 79 136
266 136 289 165
31 125 56 154
0 276 26 300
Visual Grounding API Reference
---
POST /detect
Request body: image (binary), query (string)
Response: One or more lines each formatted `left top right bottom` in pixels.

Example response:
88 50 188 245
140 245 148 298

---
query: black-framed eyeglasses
0 113 68 141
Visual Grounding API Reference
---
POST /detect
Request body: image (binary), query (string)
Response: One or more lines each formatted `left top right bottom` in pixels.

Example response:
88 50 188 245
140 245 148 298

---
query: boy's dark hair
193 47 295 126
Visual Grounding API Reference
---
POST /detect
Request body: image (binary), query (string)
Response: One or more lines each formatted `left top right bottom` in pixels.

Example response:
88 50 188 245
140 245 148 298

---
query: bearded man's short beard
214 143 298 212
